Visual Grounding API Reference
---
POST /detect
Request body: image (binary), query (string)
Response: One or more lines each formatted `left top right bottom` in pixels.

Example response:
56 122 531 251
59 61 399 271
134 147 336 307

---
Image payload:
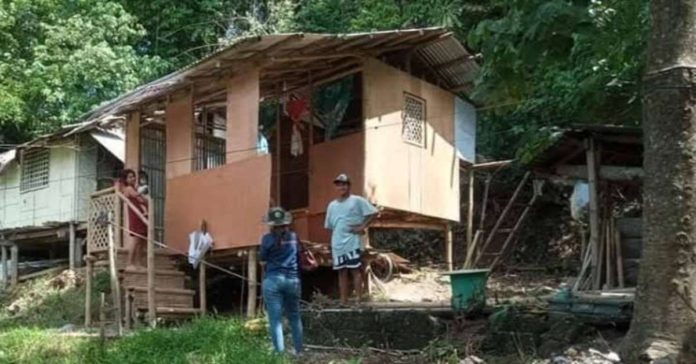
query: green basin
443 269 490 311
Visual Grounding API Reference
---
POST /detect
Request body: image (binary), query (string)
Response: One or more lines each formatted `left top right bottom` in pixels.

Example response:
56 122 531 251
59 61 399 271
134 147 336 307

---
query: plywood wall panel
164 156 271 252
363 59 460 222
165 91 193 179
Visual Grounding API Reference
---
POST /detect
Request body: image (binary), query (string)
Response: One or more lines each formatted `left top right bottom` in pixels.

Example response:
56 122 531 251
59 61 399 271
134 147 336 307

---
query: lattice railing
87 188 122 254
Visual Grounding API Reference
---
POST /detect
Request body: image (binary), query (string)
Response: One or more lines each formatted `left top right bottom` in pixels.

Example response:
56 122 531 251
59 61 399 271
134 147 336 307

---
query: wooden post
125 291 132 331
69 222 76 271
199 258 207 316
10 244 18 288
585 138 600 290
246 248 258 318
107 212 123 336
363 228 372 296
466 169 475 247
85 257 93 327
275 94 282 204
147 196 156 327
75 237 84 268
1 245 7 291
445 224 453 271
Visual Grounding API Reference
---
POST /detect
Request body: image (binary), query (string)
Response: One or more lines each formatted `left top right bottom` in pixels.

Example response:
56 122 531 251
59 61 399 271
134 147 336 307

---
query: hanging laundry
188 230 213 268
290 124 304 157
285 95 309 122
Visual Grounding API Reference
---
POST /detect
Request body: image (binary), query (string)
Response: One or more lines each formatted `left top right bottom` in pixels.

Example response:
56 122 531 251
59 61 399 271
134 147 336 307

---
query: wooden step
120 268 187 289
93 252 178 270
126 286 195 309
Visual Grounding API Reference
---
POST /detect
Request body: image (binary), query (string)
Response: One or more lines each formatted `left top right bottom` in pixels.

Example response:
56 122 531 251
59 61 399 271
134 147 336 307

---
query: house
0 120 124 288
78 28 479 321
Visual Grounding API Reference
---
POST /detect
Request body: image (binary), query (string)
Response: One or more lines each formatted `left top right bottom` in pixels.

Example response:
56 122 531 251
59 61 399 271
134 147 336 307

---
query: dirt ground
371 267 570 306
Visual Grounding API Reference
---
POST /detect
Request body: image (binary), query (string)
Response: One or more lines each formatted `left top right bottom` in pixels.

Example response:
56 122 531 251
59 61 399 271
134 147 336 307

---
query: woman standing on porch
259 207 303 355
116 169 149 270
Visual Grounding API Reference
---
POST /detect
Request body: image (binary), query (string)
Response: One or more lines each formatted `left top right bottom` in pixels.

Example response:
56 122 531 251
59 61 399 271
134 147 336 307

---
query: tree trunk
621 1 696 363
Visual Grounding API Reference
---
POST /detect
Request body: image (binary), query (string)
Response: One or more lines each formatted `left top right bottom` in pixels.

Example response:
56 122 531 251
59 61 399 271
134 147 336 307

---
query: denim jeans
262 274 303 354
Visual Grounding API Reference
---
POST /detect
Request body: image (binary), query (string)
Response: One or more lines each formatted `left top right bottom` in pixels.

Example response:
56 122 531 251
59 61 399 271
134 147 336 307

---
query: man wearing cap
325 173 378 303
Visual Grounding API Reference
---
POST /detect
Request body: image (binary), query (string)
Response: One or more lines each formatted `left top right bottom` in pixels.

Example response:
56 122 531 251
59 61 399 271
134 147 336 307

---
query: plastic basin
443 269 490 311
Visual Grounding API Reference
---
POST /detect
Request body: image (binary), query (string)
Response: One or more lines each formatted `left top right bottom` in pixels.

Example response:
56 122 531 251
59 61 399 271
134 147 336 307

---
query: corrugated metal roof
79 27 479 125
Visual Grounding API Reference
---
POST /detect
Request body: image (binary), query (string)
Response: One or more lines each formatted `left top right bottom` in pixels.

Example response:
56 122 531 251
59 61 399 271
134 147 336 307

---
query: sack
299 249 318 272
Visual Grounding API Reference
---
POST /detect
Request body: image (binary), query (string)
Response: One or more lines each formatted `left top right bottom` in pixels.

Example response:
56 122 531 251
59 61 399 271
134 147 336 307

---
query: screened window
402 93 426 147
194 107 226 171
20 148 50 192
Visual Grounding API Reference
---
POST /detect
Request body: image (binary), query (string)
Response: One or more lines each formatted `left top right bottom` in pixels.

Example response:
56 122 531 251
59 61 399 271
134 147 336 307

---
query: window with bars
402 93 426 147
20 148 50 192
194 107 227 171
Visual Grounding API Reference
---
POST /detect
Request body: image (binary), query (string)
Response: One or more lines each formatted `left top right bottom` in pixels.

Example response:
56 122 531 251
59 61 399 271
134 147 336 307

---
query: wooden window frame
20 148 50 193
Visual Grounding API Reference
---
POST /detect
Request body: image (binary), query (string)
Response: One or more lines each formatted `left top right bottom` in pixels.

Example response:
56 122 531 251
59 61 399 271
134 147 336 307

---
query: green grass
0 318 287 364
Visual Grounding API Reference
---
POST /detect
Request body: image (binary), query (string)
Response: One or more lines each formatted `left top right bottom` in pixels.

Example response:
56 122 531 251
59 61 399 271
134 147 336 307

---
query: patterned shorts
333 248 362 270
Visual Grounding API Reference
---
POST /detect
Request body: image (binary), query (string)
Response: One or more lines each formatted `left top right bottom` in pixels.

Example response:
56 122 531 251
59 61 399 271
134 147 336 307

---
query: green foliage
0 318 284 364
0 0 161 143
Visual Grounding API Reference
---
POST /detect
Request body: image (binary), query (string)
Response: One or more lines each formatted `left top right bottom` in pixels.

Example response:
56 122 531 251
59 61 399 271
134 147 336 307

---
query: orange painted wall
124 111 141 171
362 59 460 222
166 90 194 178
227 69 260 163
164 156 271 251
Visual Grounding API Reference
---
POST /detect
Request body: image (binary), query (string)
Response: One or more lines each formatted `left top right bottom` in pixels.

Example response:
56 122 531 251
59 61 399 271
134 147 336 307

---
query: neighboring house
79 27 478 258
0 120 124 279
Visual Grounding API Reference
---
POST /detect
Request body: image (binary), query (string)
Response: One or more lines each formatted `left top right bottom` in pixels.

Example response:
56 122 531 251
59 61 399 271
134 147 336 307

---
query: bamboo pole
147 196 156 327
474 171 531 267
605 214 614 289
466 169 475 247
479 173 493 233
246 248 258 318
464 230 482 269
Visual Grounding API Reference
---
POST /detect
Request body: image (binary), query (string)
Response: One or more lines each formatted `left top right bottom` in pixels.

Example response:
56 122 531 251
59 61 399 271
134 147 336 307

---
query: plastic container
443 269 490 311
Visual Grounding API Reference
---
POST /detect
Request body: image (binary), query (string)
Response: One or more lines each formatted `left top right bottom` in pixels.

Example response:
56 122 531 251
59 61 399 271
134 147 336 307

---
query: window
20 148 50 192
402 93 426 147
194 107 226 171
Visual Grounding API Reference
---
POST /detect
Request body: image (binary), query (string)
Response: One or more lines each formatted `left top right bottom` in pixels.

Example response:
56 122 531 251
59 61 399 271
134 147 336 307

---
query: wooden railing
85 187 157 330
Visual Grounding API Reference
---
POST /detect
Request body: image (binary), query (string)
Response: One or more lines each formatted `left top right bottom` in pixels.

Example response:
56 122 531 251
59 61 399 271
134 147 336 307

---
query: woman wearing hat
259 207 303 355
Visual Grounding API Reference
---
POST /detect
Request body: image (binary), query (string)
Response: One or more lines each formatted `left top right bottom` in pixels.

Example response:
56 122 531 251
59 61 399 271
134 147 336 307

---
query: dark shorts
333 248 362 270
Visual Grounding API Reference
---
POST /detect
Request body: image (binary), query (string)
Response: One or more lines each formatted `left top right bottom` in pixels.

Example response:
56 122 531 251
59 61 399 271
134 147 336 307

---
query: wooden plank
554 165 644 181
246 248 258 318
370 221 447 231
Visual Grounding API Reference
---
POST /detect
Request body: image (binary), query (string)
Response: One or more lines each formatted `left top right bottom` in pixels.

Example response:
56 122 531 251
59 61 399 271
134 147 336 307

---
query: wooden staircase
84 188 203 331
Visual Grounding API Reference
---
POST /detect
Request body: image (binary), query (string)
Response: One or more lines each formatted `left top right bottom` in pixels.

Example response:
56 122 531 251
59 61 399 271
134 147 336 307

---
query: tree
621 1 696 362
0 0 160 143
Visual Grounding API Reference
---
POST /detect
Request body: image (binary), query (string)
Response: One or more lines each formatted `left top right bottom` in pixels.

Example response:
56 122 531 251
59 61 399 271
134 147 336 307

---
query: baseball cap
333 173 351 184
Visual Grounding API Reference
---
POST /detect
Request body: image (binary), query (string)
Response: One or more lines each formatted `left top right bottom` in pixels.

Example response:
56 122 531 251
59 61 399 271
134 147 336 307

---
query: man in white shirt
324 174 378 304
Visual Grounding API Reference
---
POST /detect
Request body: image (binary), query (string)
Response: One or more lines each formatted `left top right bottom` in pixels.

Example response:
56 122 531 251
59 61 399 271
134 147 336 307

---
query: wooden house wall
362 58 460 222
